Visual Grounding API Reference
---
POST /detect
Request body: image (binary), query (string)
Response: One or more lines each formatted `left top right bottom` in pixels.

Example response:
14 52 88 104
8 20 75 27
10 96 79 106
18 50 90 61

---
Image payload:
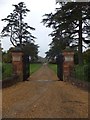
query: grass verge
48 63 57 74
30 63 42 74
2 63 42 79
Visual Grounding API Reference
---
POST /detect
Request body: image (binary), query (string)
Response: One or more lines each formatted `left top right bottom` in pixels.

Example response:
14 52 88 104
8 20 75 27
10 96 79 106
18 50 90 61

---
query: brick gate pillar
63 47 74 81
12 48 23 81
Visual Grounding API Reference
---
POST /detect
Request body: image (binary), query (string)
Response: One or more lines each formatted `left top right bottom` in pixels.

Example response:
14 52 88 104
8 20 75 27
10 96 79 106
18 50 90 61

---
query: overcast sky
0 0 58 57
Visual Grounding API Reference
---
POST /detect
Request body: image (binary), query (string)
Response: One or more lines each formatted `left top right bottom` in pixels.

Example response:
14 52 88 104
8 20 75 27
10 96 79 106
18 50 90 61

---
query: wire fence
68 64 90 90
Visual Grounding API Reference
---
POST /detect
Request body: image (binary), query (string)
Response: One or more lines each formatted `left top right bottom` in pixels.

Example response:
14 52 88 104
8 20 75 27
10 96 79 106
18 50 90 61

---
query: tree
2 47 15 63
1 2 36 47
83 49 90 64
22 41 39 62
45 36 66 60
42 2 90 64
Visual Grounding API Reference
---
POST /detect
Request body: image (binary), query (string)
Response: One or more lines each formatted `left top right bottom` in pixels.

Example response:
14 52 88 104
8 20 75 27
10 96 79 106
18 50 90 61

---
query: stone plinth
63 50 74 81
12 52 23 81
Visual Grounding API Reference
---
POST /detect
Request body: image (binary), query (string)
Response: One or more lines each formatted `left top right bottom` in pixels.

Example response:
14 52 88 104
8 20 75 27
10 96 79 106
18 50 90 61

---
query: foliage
1 2 39 61
42 2 90 64
2 47 15 63
2 52 12 63
2 43 39 63
84 64 90 82
22 41 39 62
74 49 90 65
2 63 13 79
83 49 90 64
74 64 90 82
1 2 36 47
45 37 66 60
74 65 85 81
74 51 79 65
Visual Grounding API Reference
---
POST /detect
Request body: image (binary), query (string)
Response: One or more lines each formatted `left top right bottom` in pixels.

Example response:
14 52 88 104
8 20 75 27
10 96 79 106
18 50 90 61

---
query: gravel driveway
2 64 88 118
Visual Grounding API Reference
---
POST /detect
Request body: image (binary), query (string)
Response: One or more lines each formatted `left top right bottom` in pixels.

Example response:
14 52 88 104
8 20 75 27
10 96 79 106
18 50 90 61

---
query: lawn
48 63 57 74
30 63 42 74
2 63 42 80
48 63 89 82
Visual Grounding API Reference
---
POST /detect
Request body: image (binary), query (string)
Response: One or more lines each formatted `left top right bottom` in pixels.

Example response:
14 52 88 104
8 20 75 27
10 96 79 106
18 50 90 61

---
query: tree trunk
78 19 83 65
19 12 22 47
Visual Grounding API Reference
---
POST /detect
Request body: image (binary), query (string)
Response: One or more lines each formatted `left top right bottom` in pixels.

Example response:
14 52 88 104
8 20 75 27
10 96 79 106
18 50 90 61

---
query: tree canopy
22 41 39 61
1 2 36 47
42 2 90 64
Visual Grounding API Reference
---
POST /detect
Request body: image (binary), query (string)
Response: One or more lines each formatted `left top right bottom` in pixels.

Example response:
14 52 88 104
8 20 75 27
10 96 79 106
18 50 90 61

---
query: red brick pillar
12 51 23 81
63 50 74 81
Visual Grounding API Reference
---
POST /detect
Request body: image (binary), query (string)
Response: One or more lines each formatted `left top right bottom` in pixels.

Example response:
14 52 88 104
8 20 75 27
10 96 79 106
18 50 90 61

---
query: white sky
0 0 57 57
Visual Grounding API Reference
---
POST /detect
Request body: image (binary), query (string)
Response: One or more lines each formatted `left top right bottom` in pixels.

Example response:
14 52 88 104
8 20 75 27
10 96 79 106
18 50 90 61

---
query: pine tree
42 2 90 64
1 2 36 47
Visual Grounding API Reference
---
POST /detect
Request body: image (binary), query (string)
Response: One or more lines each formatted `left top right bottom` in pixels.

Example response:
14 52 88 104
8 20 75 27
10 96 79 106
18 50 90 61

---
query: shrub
84 64 90 82
74 52 79 65
2 63 13 79
74 65 85 80
73 64 90 82
83 49 90 64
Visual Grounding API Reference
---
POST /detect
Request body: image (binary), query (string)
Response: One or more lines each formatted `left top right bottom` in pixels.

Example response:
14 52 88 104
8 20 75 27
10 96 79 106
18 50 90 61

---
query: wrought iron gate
23 55 30 80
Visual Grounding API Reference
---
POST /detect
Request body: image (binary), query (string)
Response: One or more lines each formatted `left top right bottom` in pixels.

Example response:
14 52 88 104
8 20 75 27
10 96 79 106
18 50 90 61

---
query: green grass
30 63 42 74
74 64 90 82
48 63 57 74
2 63 13 79
74 65 85 80
48 63 89 82
2 63 42 79
2 62 89 82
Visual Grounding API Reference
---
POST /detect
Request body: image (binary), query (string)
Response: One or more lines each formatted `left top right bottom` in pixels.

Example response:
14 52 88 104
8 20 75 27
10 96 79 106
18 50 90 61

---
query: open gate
23 55 30 81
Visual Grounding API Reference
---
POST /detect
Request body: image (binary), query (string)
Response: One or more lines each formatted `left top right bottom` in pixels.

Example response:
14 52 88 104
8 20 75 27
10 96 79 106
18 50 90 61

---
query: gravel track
2 64 88 118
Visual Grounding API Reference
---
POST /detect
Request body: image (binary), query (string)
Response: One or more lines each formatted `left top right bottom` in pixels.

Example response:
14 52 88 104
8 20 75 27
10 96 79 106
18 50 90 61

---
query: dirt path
29 63 58 81
2 64 88 118
0 89 2 119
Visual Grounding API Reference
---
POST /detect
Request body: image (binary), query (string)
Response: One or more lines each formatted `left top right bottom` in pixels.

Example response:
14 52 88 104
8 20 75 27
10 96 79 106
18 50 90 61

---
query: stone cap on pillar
12 46 23 62
63 46 74 55
12 45 23 53
63 46 74 65
63 46 74 52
